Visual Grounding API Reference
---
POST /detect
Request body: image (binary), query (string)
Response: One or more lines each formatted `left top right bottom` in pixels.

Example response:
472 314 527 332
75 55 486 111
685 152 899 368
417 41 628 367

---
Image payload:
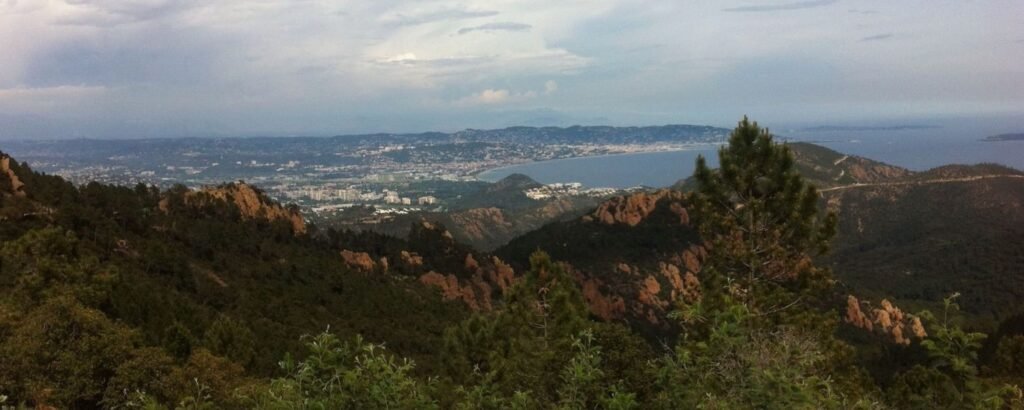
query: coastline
473 143 721 183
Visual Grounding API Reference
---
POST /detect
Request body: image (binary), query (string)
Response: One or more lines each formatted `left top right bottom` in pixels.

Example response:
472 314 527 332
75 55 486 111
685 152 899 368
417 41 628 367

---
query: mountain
4 128 1024 408
822 163 1024 323
326 173 609 250
0 150 469 386
499 143 1024 332
497 190 703 335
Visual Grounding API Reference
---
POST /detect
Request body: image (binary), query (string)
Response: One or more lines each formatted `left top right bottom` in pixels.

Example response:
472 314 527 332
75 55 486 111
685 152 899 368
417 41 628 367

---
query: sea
478 116 1024 189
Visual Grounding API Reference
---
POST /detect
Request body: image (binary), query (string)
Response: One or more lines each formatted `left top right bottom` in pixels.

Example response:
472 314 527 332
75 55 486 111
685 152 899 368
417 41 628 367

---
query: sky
0 0 1022 139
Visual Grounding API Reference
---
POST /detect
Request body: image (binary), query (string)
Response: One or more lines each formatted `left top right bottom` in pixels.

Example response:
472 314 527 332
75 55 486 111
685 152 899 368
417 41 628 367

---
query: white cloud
461 88 512 105
544 80 558 94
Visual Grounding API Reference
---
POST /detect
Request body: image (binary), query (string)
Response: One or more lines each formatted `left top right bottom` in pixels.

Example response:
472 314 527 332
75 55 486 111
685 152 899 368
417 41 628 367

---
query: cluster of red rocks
585 190 689 226
417 254 516 311
579 244 706 325
845 295 927 345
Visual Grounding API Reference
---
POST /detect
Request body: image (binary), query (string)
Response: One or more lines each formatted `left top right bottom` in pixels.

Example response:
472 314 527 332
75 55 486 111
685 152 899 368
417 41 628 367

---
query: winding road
819 174 1024 193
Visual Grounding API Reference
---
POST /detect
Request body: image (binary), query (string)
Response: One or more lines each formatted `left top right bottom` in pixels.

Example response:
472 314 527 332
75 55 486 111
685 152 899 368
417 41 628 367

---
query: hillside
327 173 607 250
497 190 703 334
501 143 1024 331
822 164 1024 323
0 151 469 399
3 120 1024 408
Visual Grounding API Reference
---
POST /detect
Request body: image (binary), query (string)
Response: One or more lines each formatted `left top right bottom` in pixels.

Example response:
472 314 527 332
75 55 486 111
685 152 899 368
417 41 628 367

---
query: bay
477 117 1024 189
477 148 719 188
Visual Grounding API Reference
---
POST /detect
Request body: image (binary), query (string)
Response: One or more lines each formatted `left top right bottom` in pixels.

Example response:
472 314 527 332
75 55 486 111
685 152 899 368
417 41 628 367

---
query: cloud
383 7 499 26
455 82 559 106
457 22 532 35
53 0 204 27
860 33 894 42
723 0 839 12
382 53 419 64
544 80 558 95
459 88 514 105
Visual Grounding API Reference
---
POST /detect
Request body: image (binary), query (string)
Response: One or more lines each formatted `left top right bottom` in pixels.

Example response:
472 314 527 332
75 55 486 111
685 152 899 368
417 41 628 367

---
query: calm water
478 117 1024 188
478 149 719 188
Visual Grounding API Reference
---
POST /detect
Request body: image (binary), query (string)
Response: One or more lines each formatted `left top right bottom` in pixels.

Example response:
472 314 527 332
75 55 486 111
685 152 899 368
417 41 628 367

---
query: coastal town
1 125 726 217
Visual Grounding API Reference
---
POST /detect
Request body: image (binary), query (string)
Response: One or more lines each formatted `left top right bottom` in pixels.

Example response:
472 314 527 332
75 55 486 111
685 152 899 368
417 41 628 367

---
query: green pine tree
691 116 837 322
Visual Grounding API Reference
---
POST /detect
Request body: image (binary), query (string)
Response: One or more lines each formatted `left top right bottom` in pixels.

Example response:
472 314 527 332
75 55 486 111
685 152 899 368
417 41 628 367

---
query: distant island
982 133 1024 142
802 125 940 132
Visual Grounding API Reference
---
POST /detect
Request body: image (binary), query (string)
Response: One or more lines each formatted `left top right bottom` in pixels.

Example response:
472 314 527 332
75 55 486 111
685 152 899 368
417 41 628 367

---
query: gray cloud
723 0 839 12
54 0 203 27
860 33 894 42
391 8 499 26
458 22 532 35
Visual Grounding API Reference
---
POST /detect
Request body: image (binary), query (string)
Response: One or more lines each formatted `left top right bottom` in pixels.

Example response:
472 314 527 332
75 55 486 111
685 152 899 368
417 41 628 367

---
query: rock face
416 256 519 312
1 155 27 197
201 182 306 234
401 251 424 268
845 295 927 345
497 189 707 331
590 190 688 226
340 250 377 272
418 271 493 311
160 182 306 235
580 276 626 321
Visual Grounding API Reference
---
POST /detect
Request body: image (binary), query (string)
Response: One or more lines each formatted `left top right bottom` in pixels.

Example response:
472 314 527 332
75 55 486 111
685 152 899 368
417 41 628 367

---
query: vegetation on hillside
1 117 1022 408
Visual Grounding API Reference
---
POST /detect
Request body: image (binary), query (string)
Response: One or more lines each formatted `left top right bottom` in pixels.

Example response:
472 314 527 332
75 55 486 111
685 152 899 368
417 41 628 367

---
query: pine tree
442 251 589 401
691 116 836 319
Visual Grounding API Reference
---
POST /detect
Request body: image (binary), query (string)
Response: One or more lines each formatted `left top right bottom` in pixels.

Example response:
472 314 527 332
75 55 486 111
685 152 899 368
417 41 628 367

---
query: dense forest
2 118 1023 409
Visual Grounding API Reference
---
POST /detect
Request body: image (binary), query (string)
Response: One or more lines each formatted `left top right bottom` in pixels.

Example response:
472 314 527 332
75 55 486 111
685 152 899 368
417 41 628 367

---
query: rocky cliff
160 182 306 235
586 190 688 226
498 189 706 333
1 154 27 197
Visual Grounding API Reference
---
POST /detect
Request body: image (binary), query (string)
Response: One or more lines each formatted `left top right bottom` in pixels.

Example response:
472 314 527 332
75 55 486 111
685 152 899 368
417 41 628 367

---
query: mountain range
2 137 1023 408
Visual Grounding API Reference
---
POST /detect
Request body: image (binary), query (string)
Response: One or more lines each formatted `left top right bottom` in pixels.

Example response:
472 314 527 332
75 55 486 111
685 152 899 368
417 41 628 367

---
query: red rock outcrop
1 155 26 197
637 275 666 309
415 253 519 312
845 295 926 345
581 278 626 321
419 271 487 310
340 250 376 272
844 295 873 332
590 190 688 226
159 182 306 234
465 253 480 271
488 256 516 293
401 251 424 268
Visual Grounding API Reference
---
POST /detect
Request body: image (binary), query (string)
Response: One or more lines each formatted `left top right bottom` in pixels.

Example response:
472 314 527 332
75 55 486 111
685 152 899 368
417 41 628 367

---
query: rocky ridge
160 182 306 235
